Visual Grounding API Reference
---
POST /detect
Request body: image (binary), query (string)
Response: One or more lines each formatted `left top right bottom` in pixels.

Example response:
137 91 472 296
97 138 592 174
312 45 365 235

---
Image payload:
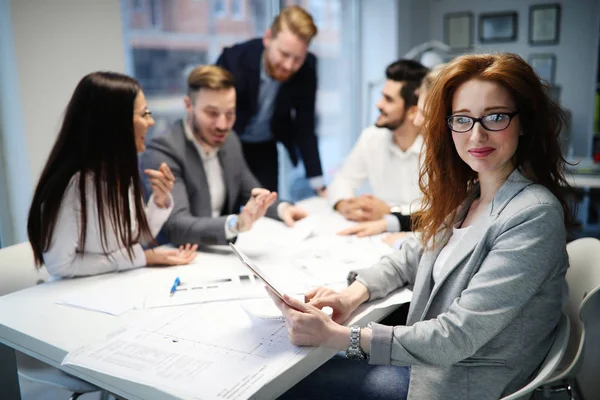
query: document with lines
62 301 309 400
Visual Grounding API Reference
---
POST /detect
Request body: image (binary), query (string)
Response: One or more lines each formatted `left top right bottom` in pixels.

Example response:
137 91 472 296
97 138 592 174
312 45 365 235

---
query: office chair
534 237 600 399
0 242 107 400
501 237 600 399
499 313 570 400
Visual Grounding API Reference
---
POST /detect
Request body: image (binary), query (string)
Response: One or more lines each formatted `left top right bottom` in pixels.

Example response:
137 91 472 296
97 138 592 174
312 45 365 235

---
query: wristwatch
345 325 366 360
227 215 240 235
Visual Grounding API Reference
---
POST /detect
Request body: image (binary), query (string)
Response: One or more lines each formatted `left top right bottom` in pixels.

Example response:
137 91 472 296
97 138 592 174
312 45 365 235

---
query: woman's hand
144 244 198 266
305 283 369 324
266 288 350 350
144 162 175 208
337 219 387 237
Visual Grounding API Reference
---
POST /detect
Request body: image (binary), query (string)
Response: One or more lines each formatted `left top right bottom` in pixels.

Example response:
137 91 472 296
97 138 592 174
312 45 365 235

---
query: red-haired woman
271 53 572 400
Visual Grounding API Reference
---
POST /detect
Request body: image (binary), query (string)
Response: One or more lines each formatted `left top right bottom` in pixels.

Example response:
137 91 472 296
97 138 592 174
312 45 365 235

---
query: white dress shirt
183 121 226 218
43 173 173 278
183 121 289 238
328 125 424 216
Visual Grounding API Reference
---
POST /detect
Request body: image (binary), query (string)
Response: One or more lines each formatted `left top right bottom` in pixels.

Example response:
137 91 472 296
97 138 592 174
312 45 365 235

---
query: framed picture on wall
529 53 557 84
479 12 518 43
529 4 561 45
444 12 473 51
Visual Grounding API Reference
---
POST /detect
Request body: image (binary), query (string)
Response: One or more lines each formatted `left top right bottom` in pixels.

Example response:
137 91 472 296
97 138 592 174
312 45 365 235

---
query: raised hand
144 162 175 208
237 188 278 232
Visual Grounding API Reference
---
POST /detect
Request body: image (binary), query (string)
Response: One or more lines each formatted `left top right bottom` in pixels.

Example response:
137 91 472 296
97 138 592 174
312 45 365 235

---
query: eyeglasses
446 112 519 133
138 108 153 119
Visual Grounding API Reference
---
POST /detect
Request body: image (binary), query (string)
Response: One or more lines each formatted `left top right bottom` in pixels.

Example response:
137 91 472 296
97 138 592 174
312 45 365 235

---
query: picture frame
529 4 561 45
529 53 557 84
479 12 518 43
444 12 474 51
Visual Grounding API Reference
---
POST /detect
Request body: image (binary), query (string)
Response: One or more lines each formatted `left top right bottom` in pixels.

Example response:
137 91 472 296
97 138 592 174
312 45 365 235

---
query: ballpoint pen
169 277 181 296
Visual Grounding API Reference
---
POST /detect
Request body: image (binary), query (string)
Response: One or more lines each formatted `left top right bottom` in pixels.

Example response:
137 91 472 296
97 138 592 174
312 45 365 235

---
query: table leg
0 342 21 399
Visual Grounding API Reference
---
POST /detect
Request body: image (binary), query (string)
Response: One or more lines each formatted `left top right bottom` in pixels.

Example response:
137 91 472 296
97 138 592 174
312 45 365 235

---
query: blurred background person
215 5 326 196
328 60 428 229
339 64 447 249
141 65 307 247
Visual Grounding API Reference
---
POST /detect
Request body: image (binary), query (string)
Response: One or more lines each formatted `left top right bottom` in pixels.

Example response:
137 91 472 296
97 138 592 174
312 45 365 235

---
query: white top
328 126 424 215
184 120 289 239
42 173 173 278
432 225 471 283
183 121 226 218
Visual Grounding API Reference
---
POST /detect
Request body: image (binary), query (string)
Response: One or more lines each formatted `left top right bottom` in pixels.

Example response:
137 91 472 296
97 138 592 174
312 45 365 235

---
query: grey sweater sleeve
369 204 567 367
350 236 425 300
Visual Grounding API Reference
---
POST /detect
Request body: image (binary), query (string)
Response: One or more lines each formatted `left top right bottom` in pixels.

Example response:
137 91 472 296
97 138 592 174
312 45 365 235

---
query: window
279 0 361 200
122 0 361 201
231 0 244 19
122 0 272 142
213 0 226 18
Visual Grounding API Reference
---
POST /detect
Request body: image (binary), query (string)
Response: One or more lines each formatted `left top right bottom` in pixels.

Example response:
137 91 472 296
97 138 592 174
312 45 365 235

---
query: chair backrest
499 313 570 400
0 242 49 296
549 237 600 382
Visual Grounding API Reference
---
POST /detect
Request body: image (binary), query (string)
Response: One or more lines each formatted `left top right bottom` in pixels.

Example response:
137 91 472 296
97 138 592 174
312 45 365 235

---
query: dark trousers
241 140 279 192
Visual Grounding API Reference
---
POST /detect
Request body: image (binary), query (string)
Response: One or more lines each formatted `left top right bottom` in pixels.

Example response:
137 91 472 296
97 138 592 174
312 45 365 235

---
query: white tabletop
0 198 410 400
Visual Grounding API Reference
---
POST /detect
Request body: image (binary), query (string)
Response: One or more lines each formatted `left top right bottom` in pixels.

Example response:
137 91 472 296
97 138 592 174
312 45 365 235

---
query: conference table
0 197 411 400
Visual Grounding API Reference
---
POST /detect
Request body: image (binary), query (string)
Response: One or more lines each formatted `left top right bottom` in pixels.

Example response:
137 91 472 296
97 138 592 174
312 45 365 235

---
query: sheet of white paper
284 235 394 286
62 302 310 400
235 216 315 252
56 276 144 316
144 282 267 309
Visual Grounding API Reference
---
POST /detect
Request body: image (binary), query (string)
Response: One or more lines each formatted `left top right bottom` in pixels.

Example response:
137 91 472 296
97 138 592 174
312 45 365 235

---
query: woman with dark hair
28 71 197 278
270 53 572 399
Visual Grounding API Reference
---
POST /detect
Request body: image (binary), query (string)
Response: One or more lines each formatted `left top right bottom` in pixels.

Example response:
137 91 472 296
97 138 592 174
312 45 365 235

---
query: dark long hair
415 53 572 247
28 71 153 266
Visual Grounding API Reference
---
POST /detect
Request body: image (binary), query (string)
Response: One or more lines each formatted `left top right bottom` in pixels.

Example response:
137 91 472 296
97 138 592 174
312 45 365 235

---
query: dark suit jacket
215 38 323 179
140 120 280 246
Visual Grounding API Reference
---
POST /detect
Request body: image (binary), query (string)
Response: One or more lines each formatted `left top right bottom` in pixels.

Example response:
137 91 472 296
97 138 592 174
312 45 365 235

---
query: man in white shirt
141 65 306 246
328 59 429 231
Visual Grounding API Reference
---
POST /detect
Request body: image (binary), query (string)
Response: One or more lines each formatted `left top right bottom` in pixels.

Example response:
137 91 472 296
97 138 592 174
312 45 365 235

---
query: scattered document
62 302 310 400
235 216 314 252
56 275 145 316
144 280 266 309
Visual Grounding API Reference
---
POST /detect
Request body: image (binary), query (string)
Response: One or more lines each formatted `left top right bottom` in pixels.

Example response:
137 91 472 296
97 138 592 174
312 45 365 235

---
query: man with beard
215 5 325 196
328 60 429 229
141 65 307 246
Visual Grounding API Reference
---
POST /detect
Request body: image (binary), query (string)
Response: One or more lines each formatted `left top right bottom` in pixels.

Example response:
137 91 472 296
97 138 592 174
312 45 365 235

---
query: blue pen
169 277 181 296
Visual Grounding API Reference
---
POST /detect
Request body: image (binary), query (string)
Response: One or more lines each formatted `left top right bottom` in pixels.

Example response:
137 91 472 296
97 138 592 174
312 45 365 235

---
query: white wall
0 0 32 245
361 0 400 129
407 0 600 157
1 0 126 244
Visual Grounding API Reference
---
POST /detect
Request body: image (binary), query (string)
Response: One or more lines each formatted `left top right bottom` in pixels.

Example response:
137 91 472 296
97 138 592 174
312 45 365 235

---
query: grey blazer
352 169 568 400
140 120 280 246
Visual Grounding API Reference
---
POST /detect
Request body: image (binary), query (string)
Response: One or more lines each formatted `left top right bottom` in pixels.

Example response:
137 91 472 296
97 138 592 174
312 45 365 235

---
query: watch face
346 348 366 360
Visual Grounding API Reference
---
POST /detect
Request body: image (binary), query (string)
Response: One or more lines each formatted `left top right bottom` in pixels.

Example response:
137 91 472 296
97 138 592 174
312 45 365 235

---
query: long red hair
414 53 571 248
